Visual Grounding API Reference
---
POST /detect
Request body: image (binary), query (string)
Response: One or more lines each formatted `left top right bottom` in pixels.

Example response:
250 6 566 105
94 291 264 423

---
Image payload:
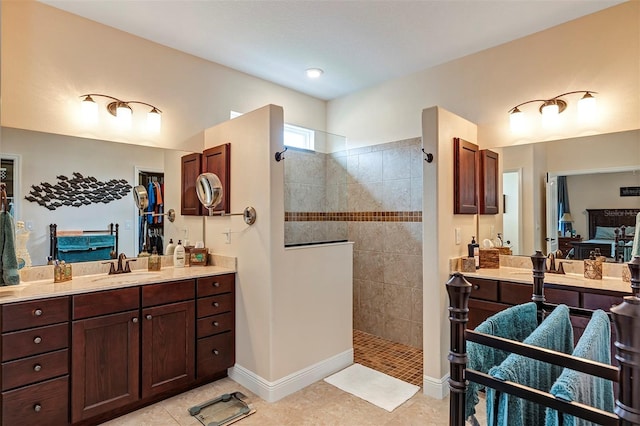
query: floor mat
324 363 419 412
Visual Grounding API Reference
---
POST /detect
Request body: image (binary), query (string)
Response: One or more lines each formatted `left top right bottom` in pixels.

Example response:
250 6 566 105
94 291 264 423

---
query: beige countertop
463 266 633 294
0 264 236 304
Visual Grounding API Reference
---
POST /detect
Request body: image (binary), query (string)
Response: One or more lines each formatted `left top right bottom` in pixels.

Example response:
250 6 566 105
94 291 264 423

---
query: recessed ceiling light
306 68 324 79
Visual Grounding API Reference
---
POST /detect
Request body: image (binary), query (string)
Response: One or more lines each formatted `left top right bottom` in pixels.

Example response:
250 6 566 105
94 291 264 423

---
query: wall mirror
488 129 640 256
1 127 198 266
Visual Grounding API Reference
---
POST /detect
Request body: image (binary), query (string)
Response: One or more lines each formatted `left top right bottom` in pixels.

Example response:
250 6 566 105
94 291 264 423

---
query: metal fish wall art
25 173 133 211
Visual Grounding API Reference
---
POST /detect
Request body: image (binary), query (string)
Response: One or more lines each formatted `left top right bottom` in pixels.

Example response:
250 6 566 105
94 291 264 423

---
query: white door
545 174 558 254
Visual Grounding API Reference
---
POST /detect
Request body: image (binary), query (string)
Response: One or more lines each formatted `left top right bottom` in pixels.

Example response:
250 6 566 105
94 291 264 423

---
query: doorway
502 170 521 255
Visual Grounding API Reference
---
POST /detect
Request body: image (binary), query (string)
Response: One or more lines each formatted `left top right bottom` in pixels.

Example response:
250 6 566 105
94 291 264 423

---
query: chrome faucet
103 253 135 275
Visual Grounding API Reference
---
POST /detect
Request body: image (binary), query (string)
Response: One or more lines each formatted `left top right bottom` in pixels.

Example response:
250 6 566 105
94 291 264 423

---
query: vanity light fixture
508 91 597 132
306 68 324 79
80 94 162 132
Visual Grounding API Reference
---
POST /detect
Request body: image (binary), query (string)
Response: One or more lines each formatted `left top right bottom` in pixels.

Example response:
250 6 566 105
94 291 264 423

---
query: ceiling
40 1 625 101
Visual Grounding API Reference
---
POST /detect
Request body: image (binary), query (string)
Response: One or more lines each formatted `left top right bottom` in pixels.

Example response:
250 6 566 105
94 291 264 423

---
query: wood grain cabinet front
0 296 70 425
195 274 235 380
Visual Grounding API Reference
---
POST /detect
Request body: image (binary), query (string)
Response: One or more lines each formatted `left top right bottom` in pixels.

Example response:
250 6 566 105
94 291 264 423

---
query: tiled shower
285 136 423 349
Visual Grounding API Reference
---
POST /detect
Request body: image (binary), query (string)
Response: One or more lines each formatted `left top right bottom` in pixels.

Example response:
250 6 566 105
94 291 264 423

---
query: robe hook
421 148 434 163
275 147 288 162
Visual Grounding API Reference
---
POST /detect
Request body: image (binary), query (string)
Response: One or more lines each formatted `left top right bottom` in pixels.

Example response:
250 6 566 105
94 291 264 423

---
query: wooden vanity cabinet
453 138 479 214
196 274 235 379
466 275 628 355
141 280 195 398
181 152 204 216
478 149 499 215
1 296 70 426
71 287 140 423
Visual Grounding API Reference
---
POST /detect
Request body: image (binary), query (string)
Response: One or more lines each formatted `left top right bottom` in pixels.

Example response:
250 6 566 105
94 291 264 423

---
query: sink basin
91 272 162 283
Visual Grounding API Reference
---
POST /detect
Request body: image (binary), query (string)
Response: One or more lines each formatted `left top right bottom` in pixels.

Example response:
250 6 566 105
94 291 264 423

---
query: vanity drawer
2 297 69 332
2 349 68 391
142 279 195 307
468 299 510 330
1 376 68 426
500 281 532 305
545 288 579 306
466 277 498 302
197 331 234 378
197 312 233 338
197 293 234 318
582 293 625 311
73 287 139 320
2 323 69 362
197 274 235 297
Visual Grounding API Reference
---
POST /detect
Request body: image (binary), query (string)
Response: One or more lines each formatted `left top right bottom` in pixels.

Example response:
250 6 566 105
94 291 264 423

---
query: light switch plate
455 228 461 245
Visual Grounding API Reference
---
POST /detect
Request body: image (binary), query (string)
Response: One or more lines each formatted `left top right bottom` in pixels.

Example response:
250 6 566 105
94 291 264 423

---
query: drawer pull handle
34 309 43 317
146 314 152 320
473 285 480 290
33 336 42 344
33 364 42 372
213 302 219 307
213 321 219 327
213 349 219 355
213 282 220 288
34 404 42 413
132 317 139 323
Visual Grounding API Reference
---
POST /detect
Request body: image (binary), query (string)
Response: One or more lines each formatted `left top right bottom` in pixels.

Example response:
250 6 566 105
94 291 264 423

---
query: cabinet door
202 144 231 214
141 300 195 398
181 152 203 216
72 310 140 423
479 149 499 214
453 138 478 214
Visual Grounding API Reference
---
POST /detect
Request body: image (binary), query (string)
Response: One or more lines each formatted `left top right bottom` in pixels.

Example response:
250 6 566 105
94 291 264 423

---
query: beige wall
422 106 478 397
201 106 353 400
1 1 326 152
328 2 639 150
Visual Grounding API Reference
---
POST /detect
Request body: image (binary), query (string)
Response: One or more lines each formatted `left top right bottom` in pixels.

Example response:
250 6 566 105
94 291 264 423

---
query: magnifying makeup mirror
133 184 175 222
196 172 256 225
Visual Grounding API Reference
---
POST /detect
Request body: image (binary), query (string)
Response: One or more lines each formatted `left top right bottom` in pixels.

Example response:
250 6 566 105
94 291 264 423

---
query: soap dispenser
173 240 186 268
148 247 161 272
468 236 480 269
165 238 176 256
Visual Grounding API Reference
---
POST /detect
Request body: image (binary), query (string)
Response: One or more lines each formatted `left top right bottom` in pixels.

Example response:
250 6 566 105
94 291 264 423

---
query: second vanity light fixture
508 90 597 132
80 94 162 133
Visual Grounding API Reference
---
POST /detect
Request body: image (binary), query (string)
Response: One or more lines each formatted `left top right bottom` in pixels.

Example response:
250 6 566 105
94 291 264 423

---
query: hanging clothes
153 181 163 224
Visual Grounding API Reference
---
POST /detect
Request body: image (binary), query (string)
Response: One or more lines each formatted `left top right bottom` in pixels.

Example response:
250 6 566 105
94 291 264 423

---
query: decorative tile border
285 211 422 222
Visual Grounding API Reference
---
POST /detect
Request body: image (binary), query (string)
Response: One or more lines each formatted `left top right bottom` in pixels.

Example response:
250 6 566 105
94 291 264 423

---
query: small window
230 111 315 151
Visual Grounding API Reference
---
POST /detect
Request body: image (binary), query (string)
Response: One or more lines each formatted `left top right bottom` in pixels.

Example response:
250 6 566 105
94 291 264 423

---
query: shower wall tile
383 147 412 181
382 179 411 211
383 222 422 255
411 177 423 211
410 322 423 349
411 288 423 322
347 151 382 184
349 222 385 253
325 184 347 212
383 317 412 346
382 253 422 288
360 280 384 313
347 182 383 212
383 284 413 321
353 250 384 282
326 156 348 186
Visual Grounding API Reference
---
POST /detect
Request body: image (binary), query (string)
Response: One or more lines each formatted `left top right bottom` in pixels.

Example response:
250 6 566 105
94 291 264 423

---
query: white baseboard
422 373 450 399
228 349 353 403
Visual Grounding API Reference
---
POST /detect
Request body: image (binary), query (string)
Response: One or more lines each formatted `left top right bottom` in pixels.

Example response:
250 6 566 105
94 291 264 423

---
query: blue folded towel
465 302 538 419
545 309 614 426
487 304 574 426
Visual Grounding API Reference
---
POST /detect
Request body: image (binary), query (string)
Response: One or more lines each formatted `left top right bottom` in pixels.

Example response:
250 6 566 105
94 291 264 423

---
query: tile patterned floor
353 329 424 387
101 329 459 425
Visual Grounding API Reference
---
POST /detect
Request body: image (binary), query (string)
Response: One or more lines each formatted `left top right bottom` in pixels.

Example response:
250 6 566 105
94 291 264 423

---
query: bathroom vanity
0 265 236 426
463 266 631 356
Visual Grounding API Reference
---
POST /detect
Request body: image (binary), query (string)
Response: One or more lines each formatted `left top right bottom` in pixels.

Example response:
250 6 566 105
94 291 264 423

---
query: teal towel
486 304 574 426
465 302 538 419
0 212 20 285
545 310 614 426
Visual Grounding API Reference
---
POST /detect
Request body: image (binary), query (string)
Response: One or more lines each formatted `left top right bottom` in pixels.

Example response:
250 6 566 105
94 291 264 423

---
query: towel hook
421 148 434 163
275 147 288 162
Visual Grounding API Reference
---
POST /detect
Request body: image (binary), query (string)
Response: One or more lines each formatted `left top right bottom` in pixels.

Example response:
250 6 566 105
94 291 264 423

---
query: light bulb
306 68 324 79
147 108 162 133
578 92 597 123
509 107 525 133
115 102 132 128
541 102 560 128
81 95 98 125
